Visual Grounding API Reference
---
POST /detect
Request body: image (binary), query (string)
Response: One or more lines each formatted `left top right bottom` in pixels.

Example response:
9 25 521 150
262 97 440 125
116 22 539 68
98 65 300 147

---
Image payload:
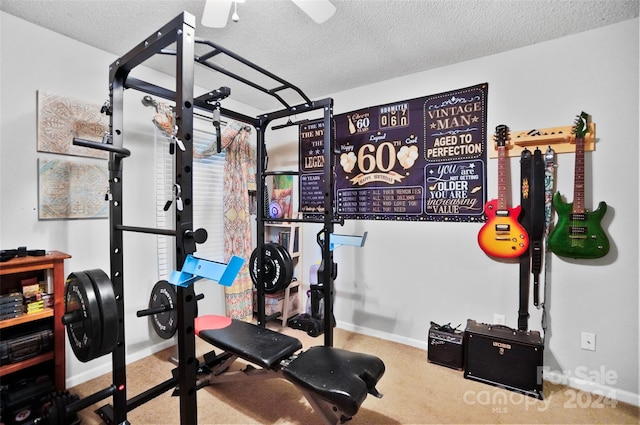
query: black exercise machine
61 11 384 425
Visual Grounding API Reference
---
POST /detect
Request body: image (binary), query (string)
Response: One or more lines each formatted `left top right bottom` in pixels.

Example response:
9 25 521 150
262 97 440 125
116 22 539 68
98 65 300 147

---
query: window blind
155 127 226 280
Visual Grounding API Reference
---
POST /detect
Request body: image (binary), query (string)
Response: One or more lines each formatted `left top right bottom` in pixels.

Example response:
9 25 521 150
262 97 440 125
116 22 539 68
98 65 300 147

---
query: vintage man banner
299 83 488 222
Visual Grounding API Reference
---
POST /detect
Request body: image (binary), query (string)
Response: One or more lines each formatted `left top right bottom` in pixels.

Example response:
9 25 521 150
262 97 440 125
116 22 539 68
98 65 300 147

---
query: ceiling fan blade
291 0 336 24
201 0 232 28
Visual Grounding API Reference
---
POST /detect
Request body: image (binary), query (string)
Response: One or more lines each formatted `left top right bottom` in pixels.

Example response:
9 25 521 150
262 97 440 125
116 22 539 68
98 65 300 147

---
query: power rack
73 11 339 425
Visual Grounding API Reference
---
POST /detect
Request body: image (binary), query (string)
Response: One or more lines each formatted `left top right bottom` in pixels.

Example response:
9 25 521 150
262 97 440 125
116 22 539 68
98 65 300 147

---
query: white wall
274 17 640 403
313 18 638 404
1 11 638 405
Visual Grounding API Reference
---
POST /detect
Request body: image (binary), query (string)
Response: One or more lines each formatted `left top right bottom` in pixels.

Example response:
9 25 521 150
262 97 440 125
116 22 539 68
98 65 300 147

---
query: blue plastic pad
168 255 245 287
329 232 368 250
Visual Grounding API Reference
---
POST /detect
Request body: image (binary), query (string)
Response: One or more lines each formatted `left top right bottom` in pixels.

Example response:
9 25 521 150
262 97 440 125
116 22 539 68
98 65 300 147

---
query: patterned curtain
220 121 255 321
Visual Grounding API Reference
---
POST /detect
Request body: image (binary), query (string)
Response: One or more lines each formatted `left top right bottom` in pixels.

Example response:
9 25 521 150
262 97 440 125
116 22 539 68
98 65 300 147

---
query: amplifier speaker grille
463 319 543 399
427 326 464 370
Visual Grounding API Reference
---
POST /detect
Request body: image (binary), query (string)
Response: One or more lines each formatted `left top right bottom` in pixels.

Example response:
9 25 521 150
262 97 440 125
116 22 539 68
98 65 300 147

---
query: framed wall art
37 90 109 159
38 158 109 220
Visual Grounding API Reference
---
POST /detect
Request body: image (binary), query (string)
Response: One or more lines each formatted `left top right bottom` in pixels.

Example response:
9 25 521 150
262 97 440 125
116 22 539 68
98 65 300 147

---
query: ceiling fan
201 0 336 28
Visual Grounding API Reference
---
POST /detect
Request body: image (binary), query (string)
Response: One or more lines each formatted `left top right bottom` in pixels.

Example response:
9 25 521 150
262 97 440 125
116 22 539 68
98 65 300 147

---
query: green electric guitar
548 112 610 259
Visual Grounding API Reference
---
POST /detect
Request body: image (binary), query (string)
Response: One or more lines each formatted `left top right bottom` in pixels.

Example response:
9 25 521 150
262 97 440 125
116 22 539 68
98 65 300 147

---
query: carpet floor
70 322 639 424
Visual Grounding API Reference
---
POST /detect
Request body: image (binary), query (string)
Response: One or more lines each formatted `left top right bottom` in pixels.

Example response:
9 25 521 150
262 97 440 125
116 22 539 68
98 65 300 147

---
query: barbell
63 243 293 362
63 271 207 362
136 280 203 340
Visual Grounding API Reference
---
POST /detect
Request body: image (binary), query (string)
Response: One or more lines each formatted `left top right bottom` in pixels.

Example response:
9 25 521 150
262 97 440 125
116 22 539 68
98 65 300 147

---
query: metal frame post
321 102 335 347
109 65 128 425
255 124 268 326
173 17 198 425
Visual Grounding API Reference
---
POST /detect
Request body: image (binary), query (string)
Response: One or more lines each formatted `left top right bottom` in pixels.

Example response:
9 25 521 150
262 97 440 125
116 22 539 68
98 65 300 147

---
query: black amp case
0 330 53 366
427 324 464 369
464 319 543 399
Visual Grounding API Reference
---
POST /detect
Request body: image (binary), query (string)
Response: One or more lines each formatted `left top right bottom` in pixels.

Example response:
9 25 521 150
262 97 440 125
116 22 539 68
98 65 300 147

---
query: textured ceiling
1 0 638 111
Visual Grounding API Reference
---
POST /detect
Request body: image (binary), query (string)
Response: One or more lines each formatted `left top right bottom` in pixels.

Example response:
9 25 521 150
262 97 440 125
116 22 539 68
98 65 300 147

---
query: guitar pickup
495 224 511 232
569 226 587 235
569 226 588 239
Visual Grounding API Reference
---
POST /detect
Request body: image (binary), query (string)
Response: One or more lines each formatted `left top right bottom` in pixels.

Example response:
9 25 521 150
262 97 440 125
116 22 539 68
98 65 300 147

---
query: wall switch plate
493 314 506 325
581 332 596 351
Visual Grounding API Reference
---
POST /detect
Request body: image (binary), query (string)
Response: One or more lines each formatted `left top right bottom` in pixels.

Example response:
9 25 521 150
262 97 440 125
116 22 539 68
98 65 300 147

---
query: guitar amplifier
464 319 544 399
427 322 464 370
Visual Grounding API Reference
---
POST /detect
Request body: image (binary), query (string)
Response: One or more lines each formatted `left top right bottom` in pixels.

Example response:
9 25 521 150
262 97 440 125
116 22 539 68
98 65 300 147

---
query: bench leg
296 386 351 425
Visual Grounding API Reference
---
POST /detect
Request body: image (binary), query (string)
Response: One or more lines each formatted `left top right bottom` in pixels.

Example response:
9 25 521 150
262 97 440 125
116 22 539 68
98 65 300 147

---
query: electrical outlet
581 332 596 351
493 314 506 325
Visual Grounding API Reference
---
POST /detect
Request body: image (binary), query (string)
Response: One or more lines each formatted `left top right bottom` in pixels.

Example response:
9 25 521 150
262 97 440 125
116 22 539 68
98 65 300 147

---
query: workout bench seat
195 315 385 424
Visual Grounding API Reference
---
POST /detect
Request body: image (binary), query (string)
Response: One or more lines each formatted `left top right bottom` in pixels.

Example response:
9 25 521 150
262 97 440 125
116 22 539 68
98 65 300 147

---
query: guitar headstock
572 111 590 139
493 124 510 148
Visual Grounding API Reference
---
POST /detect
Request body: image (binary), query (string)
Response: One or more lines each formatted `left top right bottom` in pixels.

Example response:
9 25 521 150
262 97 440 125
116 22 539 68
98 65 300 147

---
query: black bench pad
198 318 302 369
283 346 385 417
196 316 385 417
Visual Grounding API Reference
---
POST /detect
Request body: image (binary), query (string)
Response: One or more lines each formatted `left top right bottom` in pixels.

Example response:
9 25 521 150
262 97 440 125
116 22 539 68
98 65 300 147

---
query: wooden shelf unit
0 307 54 329
0 251 71 390
265 221 301 258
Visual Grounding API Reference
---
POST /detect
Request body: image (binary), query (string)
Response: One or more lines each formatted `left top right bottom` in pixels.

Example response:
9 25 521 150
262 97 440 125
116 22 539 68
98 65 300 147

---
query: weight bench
193 315 385 425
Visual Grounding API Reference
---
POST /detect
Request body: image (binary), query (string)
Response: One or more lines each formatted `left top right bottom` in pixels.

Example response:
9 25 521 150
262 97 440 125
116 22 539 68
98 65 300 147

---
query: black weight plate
275 244 294 290
85 269 118 358
45 400 59 425
55 394 67 425
149 280 177 339
249 248 259 285
249 243 291 294
263 248 283 294
252 244 281 293
64 271 102 362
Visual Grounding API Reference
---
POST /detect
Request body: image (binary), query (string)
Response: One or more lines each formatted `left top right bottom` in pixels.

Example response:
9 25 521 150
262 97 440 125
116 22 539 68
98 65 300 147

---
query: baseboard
336 320 640 407
336 320 427 350
66 339 175 388
544 370 640 407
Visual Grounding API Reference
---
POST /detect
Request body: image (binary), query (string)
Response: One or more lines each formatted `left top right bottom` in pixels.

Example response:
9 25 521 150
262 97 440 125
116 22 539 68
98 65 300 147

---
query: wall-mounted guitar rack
72 11 337 425
489 122 596 158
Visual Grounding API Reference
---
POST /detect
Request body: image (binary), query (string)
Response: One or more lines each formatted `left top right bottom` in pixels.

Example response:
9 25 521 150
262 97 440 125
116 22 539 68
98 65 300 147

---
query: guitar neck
497 145 508 210
573 136 585 214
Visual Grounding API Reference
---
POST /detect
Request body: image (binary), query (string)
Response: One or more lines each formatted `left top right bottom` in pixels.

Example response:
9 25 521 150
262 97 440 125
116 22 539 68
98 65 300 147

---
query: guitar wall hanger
489 122 595 158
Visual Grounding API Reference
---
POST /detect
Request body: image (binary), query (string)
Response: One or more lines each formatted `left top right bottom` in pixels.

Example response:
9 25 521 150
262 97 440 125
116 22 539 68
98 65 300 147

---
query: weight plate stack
64 272 101 362
249 243 293 294
63 269 118 363
277 244 294 290
85 269 119 359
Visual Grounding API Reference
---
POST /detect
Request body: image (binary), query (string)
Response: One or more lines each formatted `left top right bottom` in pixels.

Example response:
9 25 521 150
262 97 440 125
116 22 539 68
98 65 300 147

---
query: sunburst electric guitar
478 125 529 258
548 112 609 259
